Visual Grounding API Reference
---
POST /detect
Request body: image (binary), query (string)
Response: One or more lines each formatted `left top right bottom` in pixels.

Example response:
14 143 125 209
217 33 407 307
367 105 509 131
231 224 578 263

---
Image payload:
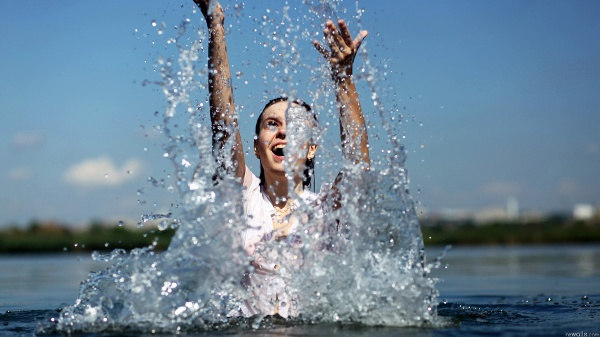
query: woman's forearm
336 76 370 169
206 21 245 179
313 19 370 170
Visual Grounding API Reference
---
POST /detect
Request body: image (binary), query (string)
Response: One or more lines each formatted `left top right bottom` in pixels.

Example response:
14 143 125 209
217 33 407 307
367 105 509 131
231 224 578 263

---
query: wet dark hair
255 97 318 191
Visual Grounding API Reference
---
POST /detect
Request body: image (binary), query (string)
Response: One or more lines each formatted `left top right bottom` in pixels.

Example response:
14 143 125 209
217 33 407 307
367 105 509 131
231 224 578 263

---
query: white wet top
239 167 323 318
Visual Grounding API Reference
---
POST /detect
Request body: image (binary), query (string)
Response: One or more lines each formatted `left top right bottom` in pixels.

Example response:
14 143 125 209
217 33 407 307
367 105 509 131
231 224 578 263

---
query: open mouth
272 144 285 157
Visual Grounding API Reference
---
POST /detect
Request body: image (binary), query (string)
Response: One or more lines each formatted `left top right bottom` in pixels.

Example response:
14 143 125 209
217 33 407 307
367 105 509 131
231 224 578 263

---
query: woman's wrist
206 19 226 37
331 65 353 83
204 4 225 28
206 16 225 29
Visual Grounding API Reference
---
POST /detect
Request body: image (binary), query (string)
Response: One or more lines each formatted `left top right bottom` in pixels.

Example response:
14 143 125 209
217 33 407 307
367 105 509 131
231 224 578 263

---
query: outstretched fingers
325 20 346 54
353 30 368 51
321 20 367 55
313 40 330 59
314 18 368 76
337 20 354 49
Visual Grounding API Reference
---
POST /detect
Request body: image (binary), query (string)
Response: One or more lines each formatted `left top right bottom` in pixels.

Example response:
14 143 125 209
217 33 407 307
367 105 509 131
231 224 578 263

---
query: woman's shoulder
242 166 260 190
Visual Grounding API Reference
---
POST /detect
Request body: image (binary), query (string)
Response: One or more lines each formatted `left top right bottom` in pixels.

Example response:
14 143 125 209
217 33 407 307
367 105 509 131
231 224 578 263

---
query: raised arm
314 20 370 169
314 20 370 209
194 0 245 181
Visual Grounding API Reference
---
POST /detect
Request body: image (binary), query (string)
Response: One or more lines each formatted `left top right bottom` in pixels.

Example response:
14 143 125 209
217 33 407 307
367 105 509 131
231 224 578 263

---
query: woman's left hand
313 19 368 80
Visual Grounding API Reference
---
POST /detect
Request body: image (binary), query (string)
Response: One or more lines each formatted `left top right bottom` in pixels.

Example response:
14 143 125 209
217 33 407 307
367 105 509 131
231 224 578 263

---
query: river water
1 244 598 336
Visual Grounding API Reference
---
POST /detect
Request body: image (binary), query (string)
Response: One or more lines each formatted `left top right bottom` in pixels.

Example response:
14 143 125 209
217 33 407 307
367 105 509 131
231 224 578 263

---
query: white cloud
585 142 599 156
480 180 521 197
8 167 33 181
12 131 45 150
556 178 581 198
64 156 143 187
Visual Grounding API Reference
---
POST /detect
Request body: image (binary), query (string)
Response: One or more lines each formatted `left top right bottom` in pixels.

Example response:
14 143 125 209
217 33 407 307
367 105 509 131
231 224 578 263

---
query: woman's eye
266 121 277 128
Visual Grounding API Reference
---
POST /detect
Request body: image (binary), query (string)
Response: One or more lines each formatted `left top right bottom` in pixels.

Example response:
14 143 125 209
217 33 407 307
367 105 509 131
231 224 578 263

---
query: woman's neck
263 174 303 209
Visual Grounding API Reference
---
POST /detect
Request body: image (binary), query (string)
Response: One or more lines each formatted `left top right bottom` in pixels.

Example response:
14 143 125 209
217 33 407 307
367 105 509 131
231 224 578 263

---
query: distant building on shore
417 199 599 225
506 197 519 220
573 204 595 220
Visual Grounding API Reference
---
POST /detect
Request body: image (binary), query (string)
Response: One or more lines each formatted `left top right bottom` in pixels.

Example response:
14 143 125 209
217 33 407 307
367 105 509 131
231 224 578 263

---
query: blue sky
1 0 599 227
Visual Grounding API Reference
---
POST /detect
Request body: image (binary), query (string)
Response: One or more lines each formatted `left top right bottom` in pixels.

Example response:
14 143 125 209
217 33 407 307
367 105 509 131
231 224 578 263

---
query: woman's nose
276 126 286 139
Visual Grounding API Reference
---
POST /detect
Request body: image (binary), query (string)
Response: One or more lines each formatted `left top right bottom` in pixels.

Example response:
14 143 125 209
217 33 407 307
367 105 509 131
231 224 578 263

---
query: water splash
54 0 439 333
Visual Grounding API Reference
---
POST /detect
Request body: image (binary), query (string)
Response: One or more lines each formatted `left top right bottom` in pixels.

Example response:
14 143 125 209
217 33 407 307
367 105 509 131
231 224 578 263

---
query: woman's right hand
313 20 367 81
193 0 225 26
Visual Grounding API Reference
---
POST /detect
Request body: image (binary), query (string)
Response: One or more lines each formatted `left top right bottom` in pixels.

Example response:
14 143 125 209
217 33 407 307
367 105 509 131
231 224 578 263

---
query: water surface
1 245 598 336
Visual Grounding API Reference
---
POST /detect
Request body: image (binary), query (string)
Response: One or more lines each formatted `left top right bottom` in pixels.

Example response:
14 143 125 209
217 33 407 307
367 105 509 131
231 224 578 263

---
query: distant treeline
1 216 599 252
420 215 600 246
0 221 174 253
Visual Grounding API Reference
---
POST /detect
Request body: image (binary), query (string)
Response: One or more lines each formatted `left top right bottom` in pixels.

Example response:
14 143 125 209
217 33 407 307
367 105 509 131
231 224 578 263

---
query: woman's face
254 101 314 182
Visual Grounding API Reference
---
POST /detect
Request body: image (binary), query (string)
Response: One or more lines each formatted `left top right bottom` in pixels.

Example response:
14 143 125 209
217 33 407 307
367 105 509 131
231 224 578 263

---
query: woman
193 0 371 317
